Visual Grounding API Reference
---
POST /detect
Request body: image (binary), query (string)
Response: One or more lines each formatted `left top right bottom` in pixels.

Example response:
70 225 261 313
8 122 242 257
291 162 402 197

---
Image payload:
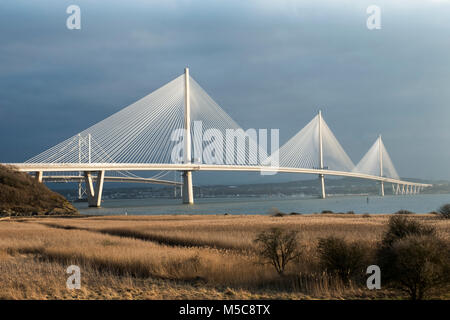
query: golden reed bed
0 214 448 299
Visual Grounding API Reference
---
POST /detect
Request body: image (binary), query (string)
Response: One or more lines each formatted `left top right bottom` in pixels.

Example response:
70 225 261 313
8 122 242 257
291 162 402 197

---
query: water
73 194 450 215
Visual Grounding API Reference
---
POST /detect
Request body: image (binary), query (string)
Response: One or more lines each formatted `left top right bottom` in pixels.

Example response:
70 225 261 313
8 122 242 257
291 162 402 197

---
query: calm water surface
74 194 450 215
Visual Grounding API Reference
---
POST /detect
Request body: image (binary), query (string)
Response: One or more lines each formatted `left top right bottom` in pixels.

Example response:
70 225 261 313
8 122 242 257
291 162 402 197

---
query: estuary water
73 194 450 216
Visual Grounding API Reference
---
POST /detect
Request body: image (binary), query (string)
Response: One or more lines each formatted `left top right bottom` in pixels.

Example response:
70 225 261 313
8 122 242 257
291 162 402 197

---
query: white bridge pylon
353 135 399 196
8 68 431 206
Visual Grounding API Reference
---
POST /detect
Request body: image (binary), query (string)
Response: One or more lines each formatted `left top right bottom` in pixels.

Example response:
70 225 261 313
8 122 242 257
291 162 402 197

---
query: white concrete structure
182 67 194 204
318 110 326 199
84 170 104 207
379 135 384 197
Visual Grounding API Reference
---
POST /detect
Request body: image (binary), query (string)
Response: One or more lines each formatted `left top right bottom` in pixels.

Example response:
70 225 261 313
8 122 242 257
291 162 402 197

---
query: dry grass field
0 213 449 300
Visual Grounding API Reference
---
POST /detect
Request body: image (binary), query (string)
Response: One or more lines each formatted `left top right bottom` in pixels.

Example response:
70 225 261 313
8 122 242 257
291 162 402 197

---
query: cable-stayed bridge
6 68 431 207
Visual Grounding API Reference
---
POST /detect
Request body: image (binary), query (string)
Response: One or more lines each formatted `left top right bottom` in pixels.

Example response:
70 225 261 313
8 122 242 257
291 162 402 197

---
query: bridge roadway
8 162 431 187
4 162 432 207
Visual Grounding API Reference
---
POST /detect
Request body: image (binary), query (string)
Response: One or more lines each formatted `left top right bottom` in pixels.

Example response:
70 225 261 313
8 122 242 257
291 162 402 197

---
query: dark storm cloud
1 0 449 183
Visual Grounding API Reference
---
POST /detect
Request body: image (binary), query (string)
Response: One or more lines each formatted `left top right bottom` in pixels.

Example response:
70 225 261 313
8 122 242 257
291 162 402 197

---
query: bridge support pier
319 174 326 199
35 171 43 183
182 171 194 204
380 181 384 197
84 170 105 207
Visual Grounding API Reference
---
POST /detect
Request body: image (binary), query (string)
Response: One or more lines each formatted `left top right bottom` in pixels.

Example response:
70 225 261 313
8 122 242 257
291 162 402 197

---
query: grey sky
1 0 449 184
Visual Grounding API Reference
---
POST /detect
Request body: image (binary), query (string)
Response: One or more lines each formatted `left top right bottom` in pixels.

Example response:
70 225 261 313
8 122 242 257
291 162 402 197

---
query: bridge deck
7 163 431 187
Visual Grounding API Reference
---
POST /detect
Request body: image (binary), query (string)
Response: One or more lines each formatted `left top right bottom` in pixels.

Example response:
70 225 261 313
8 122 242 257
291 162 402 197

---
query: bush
254 228 301 275
317 236 370 283
328 211 354 215
438 204 450 219
268 207 284 216
377 234 450 300
377 216 449 299
272 212 286 217
381 215 435 248
395 209 414 215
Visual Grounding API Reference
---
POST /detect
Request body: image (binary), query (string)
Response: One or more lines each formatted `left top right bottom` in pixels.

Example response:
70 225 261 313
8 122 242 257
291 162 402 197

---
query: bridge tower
77 133 90 200
182 67 194 204
318 110 326 199
76 132 103 207
378 135 384 197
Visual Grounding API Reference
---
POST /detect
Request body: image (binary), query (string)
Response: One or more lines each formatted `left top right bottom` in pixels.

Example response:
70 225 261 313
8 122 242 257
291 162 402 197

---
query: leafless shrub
254 228 301 275
317 236 371 284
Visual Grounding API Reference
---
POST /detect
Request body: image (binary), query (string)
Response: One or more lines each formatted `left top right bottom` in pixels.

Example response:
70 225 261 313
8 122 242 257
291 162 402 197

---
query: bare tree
254 228 301 275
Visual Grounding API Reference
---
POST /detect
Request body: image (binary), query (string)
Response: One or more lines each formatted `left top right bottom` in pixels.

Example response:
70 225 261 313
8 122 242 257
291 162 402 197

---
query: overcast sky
1 0 449 184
